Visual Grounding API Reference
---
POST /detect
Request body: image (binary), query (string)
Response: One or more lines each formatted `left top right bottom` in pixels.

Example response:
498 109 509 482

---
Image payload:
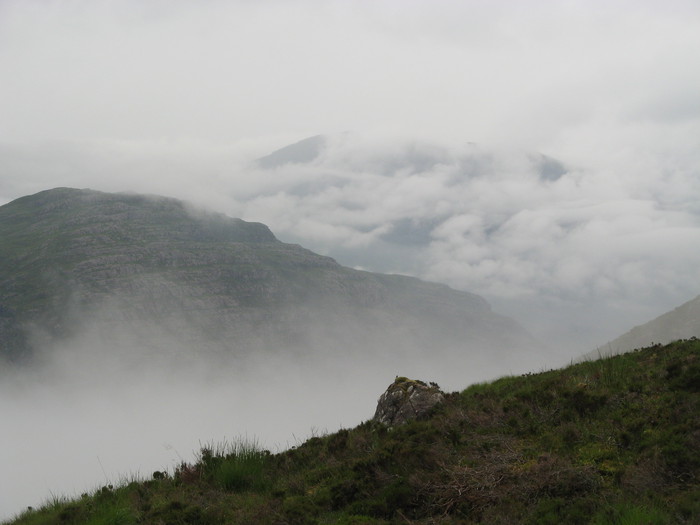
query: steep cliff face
0 188 540 374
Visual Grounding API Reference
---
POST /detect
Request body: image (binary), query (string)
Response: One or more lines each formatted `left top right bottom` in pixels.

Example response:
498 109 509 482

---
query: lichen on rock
373 376 445 427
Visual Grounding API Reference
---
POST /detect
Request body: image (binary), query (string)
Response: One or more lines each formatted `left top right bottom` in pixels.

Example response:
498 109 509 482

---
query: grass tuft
198 437 271 492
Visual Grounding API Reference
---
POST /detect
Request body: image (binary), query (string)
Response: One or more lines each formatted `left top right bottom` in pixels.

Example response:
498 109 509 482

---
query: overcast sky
2 0 700 349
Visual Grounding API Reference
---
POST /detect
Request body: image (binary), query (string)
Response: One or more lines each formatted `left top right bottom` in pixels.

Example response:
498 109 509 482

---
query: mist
0 284 549 521
0 350 372 519
0 325 376 519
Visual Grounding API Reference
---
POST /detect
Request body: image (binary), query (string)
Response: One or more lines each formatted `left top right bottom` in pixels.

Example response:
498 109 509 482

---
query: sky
1 0 700 517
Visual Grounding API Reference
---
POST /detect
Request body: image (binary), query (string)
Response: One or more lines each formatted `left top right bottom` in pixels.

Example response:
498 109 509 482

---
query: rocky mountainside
0 188 542 378
586 295 700 359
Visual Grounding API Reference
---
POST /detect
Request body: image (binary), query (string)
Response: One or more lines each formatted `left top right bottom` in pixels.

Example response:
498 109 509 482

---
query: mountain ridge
0 188 541 381
583 294 700 360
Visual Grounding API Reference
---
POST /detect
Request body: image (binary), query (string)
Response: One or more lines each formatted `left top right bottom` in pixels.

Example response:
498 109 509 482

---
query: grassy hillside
8 339 700 525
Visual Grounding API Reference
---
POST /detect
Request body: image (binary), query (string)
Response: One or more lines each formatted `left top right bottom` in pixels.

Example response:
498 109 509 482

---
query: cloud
2 1 698 148
235 136 700 350
0 337 385 520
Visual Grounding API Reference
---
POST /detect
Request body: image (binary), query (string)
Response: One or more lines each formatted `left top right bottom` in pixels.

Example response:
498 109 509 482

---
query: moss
391 376 429 391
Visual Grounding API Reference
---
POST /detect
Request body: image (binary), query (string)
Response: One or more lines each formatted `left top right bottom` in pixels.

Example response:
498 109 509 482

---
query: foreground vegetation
8 339 700 524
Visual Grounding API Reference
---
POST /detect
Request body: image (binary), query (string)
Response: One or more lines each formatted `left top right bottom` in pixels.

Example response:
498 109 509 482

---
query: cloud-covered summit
257 135 327 169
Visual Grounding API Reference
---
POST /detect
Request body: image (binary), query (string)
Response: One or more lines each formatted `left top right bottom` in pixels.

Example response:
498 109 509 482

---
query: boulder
373 377 445 426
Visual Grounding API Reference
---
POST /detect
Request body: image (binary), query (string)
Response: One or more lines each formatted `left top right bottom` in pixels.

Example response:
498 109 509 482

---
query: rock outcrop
373 377 445 426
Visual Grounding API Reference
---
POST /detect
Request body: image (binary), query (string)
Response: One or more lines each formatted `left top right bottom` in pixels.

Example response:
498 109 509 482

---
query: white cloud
2 1 698 148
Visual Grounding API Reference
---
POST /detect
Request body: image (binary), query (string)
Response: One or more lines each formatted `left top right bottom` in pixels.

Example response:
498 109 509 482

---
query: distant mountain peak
256 135 327 168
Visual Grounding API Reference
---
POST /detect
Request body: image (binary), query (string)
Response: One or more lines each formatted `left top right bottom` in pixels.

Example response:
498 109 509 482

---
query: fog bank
0 297 549 521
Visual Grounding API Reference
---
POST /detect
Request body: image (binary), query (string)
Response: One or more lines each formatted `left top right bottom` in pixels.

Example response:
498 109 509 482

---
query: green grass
6 339 700 524
590 502 671 525
197 437 271 492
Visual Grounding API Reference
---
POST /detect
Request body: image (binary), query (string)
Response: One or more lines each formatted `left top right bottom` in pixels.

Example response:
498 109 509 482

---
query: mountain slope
0 188 541 380
256 134 327 168
588 295 700 359
9 339 700 524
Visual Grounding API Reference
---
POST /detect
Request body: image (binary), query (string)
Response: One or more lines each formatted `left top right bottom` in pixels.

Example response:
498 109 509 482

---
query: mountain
256 134 327 168
0 188 542 380
9 339 700 524
586 295 700 359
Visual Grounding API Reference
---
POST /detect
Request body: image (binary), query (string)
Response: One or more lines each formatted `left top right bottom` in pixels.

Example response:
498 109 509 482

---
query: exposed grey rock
373 377 445 426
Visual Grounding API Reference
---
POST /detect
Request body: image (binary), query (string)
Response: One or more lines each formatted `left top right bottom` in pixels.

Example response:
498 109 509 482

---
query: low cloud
0 343 382 520
0 285 543 520
225 136 700 350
